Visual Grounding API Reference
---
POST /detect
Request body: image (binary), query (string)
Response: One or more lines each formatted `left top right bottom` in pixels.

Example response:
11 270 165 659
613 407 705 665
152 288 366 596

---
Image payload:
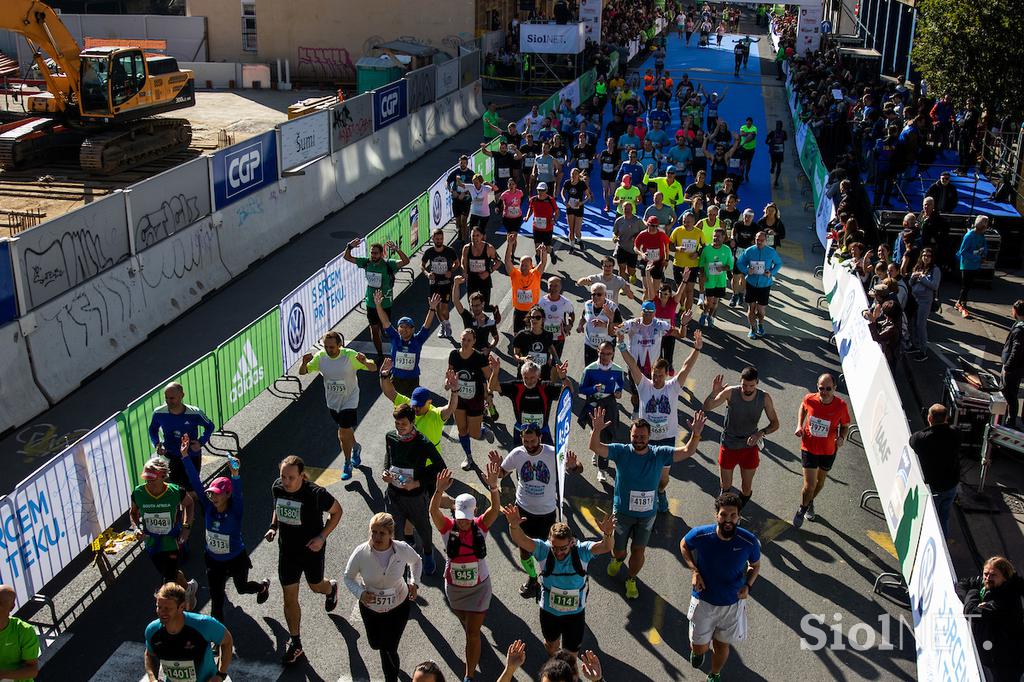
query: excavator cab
78 47 148 117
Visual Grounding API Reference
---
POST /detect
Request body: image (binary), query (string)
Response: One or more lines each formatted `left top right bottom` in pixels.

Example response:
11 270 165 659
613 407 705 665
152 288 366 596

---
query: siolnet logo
230 340 265 403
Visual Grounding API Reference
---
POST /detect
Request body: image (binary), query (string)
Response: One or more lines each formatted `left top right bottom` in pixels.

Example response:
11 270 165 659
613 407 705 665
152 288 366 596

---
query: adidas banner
216 308 284 423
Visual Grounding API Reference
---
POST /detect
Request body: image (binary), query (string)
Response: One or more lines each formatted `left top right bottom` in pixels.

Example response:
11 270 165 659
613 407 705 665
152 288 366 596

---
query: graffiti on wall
135 193 204 250
297 46 356 82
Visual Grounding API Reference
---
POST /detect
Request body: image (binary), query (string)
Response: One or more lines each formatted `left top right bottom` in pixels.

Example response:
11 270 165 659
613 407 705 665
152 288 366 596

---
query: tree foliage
912 0 1024 121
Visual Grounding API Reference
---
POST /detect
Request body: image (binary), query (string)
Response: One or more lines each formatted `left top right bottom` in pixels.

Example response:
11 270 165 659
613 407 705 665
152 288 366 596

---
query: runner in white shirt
488 425 583 598
619 329 704 512
621 301 686 415
539 276 576 358
343 513 422 682
525 106 545 136
300 331 377 481
458 175 500 230
577 283 624 365
576 256 638 305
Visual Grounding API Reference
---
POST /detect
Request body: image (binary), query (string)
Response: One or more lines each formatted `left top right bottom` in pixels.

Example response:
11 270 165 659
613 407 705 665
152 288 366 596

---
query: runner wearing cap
525 182 560 264
421 229 460 339
619 331 703 513
615 152 644 212
447 155 475 243
633 216 671 291
373 291 439 395
643 165 685 212
265 455 343 665
698 228 734 328
179 439 269 623
539 276 575 359
577 257 637 306
130 455 199 608
620 301 687 417
501 505 613 655
736 231 783 339
491 430 584 598
429 466 502 682
299 331 378 481
792 374 850 528
669 211 706 311
578 283 624 366
488 355 569 446
729 209 758 309
589 405 706 599
560 167 593 254
505 233 548 334
145 582 233 682
344 238 410 360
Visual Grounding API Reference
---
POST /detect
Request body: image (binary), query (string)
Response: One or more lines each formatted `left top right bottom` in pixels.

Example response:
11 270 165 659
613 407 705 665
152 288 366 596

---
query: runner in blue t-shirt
502 506 614 654
679 492 761 680
588 405 706 599
373 290 439 396
145 583 233 682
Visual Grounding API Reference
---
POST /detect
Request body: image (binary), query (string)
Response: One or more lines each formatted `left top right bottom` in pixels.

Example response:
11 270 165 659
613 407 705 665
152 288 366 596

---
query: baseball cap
641 301 657 313
646 216 660 225
454 493 477 520
409 387 432 408
537 182 548 191
141 468 161 480
206 477 233 496
666 165 677 173
397 316 415 327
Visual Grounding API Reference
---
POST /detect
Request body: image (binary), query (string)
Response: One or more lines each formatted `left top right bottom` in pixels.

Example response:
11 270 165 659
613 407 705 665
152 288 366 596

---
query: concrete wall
2 82 482 428
188 0 474 73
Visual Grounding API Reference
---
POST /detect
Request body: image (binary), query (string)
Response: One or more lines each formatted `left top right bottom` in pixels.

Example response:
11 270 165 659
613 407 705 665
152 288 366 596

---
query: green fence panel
471 149 493 183
415 191 430 249
216 308 283 424
367 212 406 255
121 352 221 483
579 69 596 101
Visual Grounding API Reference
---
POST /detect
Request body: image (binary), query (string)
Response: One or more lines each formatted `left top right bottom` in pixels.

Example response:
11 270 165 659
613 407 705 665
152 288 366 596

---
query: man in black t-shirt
265 455 343 665
481 139 522 193
765 120 787 187
384 403 438 574
488 355 569 446
452 279 500 352
421 229 460 339
511 305 560 380
447 156 475 243
730 209 758 308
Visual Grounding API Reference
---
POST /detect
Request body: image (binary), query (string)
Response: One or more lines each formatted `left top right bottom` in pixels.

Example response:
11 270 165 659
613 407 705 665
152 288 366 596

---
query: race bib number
365 271 383 288
687 596 699 619
629 490 655 513
325 380 349 400
808 416 831 438
517 289 535 305
544 321 562 334
524 157 535 167
709 261 726 275
645 248 661 263
395 352 417 371
549 586 582 613
579 158 590 169
766 233 775 246
521 412 545 427
749 261 766 275
451 561 479 587
373 588 397 609
206 530 232 555
161 660 197 682
568 198 581 209
389 466 415 487
646 414 669 438
458 380 477 400
276 498 302 526
505 204 522 218
431 260 449 275
469 259 486 274
534 217 548 230
681 239 698 253
143 512 174 535
728 158 741 169
498 167 510 178
602 162 615 172
529 351 548 365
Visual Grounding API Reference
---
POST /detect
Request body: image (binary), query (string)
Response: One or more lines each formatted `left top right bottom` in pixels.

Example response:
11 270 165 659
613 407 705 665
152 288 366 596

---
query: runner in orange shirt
792 373 851 528
505 232 549 334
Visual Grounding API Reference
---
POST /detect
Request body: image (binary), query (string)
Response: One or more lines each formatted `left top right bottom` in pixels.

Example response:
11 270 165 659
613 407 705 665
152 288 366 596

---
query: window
112 51 146 106
242 2 257 53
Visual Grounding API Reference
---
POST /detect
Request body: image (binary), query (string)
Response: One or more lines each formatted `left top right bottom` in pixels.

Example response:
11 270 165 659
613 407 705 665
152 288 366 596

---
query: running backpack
446 520 487 560
542 544 586 578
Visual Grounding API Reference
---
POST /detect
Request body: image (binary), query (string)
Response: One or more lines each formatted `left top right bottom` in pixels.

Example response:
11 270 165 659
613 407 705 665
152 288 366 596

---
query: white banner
428 168 455 233
0 415 131 607
279 110 330 171
909 500 985 681
580 0 602 42
520 23 586 54
560 80 581 109
279 245 365 371
797 4 823 54
436 59 460 98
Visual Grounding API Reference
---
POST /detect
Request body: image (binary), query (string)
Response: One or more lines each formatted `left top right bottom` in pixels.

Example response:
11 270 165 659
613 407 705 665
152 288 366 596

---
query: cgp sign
373 80 408 132
279 110 330 171
212 130 279 210
519 22 586 54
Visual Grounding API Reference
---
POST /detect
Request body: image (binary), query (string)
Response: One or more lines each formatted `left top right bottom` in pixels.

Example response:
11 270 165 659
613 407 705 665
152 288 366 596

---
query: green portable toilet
356 54 406 94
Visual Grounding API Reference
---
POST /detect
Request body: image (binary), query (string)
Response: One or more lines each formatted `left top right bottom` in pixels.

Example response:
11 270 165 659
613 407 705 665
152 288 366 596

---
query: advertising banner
428 168 455 233
279 110 330 171
405 65 437 113
129 157 212 253
373 80 409 132
554 388 573 519
0 415 131 607
436 59 460 98
330 93 374 151
797 4 823 53
580 0 602 42
520 22 586 54
216 308 283 423
212 130 279 210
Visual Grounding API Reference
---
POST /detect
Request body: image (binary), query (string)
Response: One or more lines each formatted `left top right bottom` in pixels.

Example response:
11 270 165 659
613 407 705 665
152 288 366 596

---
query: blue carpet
499 32 776 239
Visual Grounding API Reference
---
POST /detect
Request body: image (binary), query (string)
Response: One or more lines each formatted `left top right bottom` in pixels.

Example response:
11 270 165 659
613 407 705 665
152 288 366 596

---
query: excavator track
79 118 192 175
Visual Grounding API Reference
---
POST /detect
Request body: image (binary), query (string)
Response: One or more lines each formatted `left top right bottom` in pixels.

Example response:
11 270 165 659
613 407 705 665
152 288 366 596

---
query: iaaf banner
520 22 586 54
0 415 131 607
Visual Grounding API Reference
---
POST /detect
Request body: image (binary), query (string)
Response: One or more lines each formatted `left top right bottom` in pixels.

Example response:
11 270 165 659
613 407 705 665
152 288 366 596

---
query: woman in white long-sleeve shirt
344 513 422 682
908 248 942 361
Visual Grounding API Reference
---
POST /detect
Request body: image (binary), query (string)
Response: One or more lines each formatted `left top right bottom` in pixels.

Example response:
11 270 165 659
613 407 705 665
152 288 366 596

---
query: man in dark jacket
909 404 961 536
925 171 960 213
1002 300 1024 427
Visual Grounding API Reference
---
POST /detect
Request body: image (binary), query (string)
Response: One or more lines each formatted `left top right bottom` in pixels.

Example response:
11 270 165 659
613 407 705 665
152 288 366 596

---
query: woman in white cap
179 438 270 623
343 512 422 682
429 465 502 682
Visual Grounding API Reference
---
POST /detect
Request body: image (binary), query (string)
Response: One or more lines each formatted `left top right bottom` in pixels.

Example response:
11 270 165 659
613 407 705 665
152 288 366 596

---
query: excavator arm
1 0 82 112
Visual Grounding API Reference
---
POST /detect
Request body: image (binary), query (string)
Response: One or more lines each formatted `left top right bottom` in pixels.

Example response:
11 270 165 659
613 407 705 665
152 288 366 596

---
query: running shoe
756 323 765 337
747 329 757 339
805 502 816 521
792 507 805 529
913 351 929 362
690 650 706 669
423 552 437 576
625 577 639 599
460 456 474 471
256 579 271 604
352 443 362 467
325 579 339 612
281 639 305 665
481 425 495 444
607 557 623 577
551 250 559 264
699 313 708 327
657 490 669 513
707 673 722 682
437 325 449 339
341 461 353 481
487 405 500 422
519 577 540 598
960 306 970 319
596 469 608 484
707 316 715 328
185 579 199 610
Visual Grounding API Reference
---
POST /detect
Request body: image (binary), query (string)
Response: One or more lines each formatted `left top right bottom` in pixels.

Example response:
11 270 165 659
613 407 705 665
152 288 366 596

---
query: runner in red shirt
525 182 560 264
633 216 671 291
792 373 851 528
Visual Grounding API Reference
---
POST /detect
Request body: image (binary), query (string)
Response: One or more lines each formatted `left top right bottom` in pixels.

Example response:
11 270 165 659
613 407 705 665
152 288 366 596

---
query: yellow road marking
306 466 341 487
867 530 898 559
647 595 666 645
568 496 611 532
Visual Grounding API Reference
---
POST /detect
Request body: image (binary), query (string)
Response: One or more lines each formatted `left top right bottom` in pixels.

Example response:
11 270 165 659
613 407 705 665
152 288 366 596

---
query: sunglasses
818 386 834 391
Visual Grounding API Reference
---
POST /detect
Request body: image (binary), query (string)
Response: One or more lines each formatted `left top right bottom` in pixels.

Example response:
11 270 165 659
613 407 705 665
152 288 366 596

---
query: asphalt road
35 41 916 682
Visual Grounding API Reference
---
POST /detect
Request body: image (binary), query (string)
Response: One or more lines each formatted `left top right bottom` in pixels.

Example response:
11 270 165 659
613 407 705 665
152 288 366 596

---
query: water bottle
228 455 240 472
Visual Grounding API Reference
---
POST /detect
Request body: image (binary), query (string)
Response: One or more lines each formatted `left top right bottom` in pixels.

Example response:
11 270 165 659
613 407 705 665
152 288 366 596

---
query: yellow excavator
0 0 195 174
